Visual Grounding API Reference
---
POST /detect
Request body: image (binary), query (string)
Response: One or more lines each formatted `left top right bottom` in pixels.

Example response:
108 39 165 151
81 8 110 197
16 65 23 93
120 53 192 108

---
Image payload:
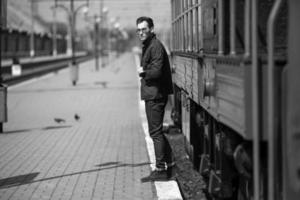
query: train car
0 28 67 59
170 0 300 199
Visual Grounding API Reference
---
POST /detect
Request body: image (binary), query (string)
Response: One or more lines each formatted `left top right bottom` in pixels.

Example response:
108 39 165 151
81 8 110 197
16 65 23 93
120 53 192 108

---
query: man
136 16 174 182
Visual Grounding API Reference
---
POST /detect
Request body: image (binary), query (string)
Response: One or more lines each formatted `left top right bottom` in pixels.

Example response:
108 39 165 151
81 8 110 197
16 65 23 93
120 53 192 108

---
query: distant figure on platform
136 16 174 182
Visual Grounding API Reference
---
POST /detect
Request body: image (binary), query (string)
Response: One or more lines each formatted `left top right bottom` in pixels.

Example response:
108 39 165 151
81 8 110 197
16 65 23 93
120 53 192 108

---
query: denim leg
145 98 167 169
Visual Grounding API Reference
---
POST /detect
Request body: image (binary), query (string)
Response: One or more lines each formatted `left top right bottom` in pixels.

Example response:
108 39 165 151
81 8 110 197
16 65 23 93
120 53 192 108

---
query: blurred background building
3 0 172 53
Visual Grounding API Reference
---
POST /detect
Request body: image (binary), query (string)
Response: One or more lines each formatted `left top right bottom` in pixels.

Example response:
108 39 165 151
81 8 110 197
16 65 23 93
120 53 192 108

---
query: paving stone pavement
0 53 158 200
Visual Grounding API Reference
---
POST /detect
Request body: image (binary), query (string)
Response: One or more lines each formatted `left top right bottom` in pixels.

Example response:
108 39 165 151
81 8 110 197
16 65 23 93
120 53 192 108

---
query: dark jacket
140 34 173 100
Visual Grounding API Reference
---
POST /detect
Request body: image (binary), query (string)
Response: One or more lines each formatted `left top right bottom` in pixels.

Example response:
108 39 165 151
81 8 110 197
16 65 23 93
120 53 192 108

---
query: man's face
136 21 153 42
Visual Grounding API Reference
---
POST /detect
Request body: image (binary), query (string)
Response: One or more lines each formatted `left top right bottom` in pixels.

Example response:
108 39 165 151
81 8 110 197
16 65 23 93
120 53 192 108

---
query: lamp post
94 5 108 70
101 7 108 67
94 15 100 71
52 0 58 56
30 0 35 57
54 0 89 86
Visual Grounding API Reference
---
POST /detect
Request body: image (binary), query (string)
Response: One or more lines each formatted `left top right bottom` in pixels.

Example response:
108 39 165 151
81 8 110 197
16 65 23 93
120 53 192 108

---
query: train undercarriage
171 53 284 200
172 84 277 200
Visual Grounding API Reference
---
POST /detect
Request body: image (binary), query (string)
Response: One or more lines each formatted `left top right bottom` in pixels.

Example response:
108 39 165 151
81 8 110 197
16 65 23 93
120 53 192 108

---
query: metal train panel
170 0 295 199
172 55 185 89
172 55 202 104
215 60 245 137
173 55 246 137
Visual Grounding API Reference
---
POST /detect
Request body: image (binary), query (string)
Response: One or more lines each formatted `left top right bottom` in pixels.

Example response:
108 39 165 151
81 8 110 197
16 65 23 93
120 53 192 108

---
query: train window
171 0 205 52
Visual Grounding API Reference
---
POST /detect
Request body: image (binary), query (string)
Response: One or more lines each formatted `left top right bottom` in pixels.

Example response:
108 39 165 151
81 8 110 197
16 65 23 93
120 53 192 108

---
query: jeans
145 97 172 170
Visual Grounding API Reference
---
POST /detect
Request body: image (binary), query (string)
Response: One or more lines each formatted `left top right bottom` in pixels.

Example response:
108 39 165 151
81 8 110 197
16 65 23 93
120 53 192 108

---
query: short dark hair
136 16 154 28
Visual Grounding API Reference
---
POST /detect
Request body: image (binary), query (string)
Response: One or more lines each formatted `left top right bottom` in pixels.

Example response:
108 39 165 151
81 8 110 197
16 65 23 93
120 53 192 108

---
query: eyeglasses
136 28 149 34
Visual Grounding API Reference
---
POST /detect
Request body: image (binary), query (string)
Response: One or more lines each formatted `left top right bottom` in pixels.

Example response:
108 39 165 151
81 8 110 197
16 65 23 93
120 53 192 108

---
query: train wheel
233 142 267 200
237 178 251 200
237 172 266 200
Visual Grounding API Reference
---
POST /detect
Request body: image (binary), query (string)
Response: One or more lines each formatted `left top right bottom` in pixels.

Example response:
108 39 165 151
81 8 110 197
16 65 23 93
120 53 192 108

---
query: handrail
251 0 260 200
267 0 283 200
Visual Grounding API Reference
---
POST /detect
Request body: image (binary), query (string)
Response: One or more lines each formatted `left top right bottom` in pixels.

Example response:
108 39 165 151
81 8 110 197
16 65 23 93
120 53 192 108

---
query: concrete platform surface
0 53 181 200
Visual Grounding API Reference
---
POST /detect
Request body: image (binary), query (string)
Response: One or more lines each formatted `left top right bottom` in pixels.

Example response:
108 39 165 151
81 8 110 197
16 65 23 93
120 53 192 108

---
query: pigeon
54 118 66 123
74 114 80 121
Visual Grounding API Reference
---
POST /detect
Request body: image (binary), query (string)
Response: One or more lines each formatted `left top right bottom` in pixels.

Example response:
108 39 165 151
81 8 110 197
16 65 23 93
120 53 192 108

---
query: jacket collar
142 33 156 47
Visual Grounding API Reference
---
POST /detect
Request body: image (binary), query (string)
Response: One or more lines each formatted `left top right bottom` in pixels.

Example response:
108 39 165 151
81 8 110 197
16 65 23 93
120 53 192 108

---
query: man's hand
137 67 146 77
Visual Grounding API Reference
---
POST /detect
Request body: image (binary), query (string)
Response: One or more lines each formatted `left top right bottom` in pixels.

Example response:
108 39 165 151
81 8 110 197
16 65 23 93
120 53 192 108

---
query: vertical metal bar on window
178 1 180 50
175 3 177 51
177 0 179 51
173 0 175 50
267 1 283 200
181 0 184 51
179 0 181 50
244 0 250 57
174 1 176 50
189 0 193 51
184 0 190 51
177 0 179 50
171 0 174 51
230 0 236 55
176 0 178 50
183 0 185 51
218 0 224 55
195 0 199 51
185 0 189 51
176 21 178 50
184 1 189 51
198 1 202 51
186 0 188 51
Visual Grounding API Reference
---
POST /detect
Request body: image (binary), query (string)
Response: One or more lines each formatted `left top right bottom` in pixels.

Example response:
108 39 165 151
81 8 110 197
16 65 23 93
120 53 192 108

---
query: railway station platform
0 53 182 200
